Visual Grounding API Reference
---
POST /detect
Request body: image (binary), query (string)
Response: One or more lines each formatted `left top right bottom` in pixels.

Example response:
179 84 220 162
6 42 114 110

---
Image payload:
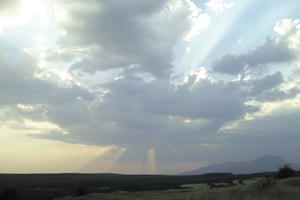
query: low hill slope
180 155 300 175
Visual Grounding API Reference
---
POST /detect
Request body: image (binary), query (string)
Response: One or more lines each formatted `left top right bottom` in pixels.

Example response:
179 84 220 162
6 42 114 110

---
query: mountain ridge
180 155 300 175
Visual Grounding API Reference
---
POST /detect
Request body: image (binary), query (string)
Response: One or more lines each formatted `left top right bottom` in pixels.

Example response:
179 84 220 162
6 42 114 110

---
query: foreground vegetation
0 168 299 200
0 173 239 200
56 177 300 200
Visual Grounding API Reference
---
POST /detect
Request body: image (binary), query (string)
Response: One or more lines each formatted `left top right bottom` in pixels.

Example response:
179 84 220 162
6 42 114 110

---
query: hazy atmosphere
1 0 300 174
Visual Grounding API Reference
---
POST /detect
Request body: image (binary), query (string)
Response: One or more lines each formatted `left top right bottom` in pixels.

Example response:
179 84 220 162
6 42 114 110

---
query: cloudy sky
1 0 300 174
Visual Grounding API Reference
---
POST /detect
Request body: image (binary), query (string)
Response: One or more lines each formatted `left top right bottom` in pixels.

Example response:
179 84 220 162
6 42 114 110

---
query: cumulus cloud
11 27 299 164
244 38 296 67
255 87 300 102
26 71 262 164
249 72 283 96
53 0 210 77
0 46 94 132
100 75 254 120
211 54 244 75
212 36 297 75
0 54 93 106
2 0 300 171
206 0 234 15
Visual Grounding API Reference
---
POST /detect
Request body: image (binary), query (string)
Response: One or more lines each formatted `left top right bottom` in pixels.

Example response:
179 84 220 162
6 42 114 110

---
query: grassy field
0 173 240 200
56 177 300 200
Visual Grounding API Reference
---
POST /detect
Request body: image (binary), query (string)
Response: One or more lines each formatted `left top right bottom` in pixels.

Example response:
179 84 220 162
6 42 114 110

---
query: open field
0 172 299 200
56 177 300 200
0 173 236 200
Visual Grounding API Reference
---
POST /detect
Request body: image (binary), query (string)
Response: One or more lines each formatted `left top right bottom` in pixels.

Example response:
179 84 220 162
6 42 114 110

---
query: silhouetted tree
76 186 87 196
276 165 296 179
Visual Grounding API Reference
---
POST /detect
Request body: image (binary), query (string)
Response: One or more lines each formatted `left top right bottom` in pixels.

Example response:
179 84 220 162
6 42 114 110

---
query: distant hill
180 155 300 175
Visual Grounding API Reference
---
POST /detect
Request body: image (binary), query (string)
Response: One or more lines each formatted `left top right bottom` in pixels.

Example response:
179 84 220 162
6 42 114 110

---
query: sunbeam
147 148 157 174
79 147 126 173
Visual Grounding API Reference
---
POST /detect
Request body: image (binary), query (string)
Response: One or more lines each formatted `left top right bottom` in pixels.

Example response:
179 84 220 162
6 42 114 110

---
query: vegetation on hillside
276 165 296 179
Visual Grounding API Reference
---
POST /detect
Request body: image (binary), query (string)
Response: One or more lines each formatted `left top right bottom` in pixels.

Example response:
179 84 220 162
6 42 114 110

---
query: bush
225 179 234 185
209 183 216 189
238 179 244 185
0 188 18 200
76 186 88 196
255 178 276 190
276 165 296 179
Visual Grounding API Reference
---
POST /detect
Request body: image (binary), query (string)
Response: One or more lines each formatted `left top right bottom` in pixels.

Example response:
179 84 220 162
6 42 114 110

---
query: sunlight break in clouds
147 148 158 174
0 0 50 31
206 0 234 15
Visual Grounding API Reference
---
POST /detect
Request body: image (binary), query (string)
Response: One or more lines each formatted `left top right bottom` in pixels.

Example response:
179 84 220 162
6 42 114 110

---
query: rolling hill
180 155 300 175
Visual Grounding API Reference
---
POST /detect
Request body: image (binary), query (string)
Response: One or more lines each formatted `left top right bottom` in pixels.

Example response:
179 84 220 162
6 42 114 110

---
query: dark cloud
255 87 300 102
28 73 259 163
220 107 300 163
212 38 297 75
244 38 296 67
0 49 94 106
24 65 299 164
212 54 245 75
55 0 205 77
0 69 93 106
249 71 283 95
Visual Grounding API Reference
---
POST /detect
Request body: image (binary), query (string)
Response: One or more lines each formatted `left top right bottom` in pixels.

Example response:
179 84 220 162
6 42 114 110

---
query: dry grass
56 177 300 200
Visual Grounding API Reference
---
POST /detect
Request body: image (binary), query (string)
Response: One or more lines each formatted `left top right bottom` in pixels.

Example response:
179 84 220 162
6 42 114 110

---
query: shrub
209 183 216 189
255 178 276 190
76 186 87 196
276 165 296 179
238 179 244 185
225 179 234 185
0 188 18 200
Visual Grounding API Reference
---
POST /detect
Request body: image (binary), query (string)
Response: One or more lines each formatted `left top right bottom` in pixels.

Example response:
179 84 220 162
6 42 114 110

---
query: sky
0 0 300 174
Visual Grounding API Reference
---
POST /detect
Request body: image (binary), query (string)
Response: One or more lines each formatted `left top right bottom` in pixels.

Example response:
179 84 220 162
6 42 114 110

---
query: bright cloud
206 0 234 15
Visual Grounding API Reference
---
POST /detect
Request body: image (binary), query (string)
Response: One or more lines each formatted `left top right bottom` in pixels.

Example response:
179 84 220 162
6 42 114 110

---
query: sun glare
0 0 49 28
19 0 50 24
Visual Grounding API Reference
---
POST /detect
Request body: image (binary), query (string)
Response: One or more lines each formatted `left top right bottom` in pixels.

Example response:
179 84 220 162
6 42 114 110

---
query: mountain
180 155 300 175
